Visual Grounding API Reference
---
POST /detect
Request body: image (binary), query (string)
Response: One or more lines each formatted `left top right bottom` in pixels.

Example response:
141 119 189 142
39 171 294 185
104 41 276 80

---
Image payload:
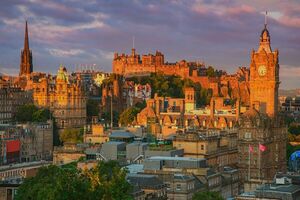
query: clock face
258 65 267 76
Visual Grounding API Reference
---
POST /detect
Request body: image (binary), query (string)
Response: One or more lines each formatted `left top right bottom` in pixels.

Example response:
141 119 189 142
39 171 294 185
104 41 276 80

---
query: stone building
19 121 53 162
101 75 152 120
126 173 168 200
83 123 109 144
281 96 300 113
237 19 287 191
53 143 86 165
113 49 213 87
0 86 32 124
101 74 125 117
113 48 250 105
0 122 53 166
142 156 239 199
0 125 21 165
238 107 287 190
172 129 238 171
32 66 86 131
136 87 241 137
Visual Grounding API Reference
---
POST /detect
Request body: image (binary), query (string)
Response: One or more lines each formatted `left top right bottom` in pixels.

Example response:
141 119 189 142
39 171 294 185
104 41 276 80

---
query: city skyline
0 0 300 89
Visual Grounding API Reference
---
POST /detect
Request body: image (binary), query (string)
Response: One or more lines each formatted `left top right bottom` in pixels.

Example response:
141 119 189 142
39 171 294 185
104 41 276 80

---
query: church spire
24 20 29 50
20 20 33 76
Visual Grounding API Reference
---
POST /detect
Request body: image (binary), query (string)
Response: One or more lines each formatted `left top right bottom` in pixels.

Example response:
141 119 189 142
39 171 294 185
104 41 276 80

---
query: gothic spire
20 20 33 76
24 20 29 50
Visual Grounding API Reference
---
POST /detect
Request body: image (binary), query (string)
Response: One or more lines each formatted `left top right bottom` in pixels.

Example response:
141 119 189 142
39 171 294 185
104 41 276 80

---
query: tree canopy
87 99 100 121
192 191 224 200
126 73 211 107
119 107 140 126
288 124 300 135
206 66 216 77
15 104 51 123
59 128 83 143
15 161 132 200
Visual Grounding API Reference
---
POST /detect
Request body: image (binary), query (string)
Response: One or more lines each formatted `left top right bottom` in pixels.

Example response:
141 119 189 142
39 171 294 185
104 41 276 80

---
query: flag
249 145 253 153
259 144 266 152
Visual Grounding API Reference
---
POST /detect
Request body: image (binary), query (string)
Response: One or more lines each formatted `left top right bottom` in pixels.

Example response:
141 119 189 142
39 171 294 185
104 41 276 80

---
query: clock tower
249 17 279 117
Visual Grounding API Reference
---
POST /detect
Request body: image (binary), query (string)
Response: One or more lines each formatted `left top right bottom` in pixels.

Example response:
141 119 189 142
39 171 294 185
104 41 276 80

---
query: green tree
87 99 100 121
59 128 83 143
15 165 89 200
119 107 140 126
192 191 224 200
15 104 38 122
15 104 51 123
15 161 133 200
207 66 215 77
32 108 51 122
135 101 146 110
84 161 132 200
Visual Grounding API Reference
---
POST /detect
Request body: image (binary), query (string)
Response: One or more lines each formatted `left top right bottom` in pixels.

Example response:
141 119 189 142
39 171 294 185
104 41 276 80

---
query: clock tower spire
249 12 280 117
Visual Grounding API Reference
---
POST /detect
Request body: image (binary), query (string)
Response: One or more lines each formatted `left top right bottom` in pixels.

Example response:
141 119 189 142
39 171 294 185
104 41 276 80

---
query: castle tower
20 21 33 76
249 14 279 117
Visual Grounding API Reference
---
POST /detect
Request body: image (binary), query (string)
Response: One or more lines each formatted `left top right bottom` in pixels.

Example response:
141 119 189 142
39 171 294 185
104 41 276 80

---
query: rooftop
109 131 135 139
0 161 51 172
127 174 165 189
256 183 300 194
147 156 205 162
104 141 126 145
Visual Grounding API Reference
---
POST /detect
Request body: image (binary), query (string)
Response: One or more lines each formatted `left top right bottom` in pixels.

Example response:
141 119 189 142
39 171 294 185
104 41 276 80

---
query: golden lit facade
249 24 279 117
238 20 287 190
33 66 86 130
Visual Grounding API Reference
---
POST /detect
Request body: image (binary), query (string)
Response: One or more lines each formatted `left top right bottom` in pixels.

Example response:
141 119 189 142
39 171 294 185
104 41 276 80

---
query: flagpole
248 144 251 181
259 142 261 182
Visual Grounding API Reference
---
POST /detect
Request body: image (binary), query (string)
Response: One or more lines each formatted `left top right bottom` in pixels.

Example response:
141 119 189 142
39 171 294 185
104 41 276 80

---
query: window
201 145 204 150
244 132 252 139
166 183 171 190
176 184 181 191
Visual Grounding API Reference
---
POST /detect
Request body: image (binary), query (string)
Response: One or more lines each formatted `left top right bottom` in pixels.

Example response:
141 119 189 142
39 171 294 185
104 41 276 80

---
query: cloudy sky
0 0 299 89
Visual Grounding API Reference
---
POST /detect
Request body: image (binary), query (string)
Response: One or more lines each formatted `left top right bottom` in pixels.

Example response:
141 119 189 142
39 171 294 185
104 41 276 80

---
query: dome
56 65 69 82
290 151 300 161
289 150 300 172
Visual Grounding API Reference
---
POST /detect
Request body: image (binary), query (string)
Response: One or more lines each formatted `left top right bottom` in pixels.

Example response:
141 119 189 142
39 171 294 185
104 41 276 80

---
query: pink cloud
226 5 255 16
277 15 300 28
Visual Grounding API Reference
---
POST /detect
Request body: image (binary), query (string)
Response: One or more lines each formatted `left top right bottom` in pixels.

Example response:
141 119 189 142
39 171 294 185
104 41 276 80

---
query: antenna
132 36 135 49
265 11 268 27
